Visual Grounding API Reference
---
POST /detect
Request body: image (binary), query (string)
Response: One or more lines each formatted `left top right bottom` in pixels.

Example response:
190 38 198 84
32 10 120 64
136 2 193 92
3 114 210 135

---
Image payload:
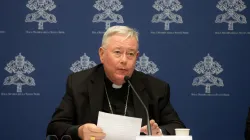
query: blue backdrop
1 0 250 140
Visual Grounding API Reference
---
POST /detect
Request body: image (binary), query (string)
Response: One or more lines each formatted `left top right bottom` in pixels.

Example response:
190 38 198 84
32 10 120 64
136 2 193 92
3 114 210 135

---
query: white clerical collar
112 83 122 89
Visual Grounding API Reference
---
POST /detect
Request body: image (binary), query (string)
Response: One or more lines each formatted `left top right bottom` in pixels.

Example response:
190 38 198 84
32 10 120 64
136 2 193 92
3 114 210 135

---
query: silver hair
101 25 139 48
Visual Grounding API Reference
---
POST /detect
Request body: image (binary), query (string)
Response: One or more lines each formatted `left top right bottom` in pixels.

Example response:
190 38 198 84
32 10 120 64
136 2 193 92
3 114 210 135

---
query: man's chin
113 75 126 85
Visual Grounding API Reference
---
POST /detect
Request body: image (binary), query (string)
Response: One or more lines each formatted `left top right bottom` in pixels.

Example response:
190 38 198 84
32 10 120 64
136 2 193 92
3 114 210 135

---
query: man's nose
120 53 128 64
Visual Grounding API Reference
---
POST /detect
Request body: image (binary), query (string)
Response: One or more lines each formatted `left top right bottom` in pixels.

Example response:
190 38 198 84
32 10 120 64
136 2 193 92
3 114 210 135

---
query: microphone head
124 76 130 81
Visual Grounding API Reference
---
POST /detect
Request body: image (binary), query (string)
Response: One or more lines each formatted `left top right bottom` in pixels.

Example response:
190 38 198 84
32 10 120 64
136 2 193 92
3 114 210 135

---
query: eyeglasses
102 47 138 59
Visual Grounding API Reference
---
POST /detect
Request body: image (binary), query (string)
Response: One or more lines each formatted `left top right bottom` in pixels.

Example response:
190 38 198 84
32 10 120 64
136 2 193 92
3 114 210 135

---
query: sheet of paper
97 111 142 140
136 136 192 140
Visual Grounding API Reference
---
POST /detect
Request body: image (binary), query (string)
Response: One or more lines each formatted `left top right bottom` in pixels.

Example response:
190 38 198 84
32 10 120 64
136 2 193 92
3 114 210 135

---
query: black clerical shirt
102 76 135 117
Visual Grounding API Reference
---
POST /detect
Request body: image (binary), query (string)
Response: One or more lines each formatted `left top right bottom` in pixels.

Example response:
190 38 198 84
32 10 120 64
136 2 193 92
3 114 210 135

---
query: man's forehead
111 47 137 51
107 35 137 43
110 42 138 49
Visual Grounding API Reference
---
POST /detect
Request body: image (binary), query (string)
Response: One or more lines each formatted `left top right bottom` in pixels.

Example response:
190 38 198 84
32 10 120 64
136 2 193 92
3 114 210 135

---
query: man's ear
136 51 139 59
99 47 105 63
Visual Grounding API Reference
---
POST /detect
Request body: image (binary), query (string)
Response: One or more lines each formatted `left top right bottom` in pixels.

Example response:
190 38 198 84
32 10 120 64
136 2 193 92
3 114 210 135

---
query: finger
140 125 146 131
89 132 106 139
83 133 89 140
88 135 104 140
153 127 163 136
95 138 104 140
150 120 155 125
140 125 147 133
152 127 160 134
88 125 103 133
152 122 158 129
156 128 163 136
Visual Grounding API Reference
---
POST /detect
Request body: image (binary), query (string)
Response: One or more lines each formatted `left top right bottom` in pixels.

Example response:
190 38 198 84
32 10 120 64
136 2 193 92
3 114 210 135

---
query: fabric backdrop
0 0 250 140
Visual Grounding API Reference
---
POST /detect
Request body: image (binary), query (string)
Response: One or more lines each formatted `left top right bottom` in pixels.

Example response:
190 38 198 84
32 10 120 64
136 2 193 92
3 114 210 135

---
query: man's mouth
117 68 128 73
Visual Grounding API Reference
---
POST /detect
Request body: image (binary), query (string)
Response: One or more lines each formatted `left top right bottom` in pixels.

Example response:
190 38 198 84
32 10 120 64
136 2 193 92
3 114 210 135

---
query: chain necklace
104 82 130 116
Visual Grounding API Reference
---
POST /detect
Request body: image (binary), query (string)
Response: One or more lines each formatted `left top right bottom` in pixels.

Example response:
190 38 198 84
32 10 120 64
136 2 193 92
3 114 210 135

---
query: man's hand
78 123 106 140
140 120 163 136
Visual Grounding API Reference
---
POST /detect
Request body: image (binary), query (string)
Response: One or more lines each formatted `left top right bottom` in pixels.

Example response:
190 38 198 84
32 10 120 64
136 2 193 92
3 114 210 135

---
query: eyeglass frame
101 47 139 60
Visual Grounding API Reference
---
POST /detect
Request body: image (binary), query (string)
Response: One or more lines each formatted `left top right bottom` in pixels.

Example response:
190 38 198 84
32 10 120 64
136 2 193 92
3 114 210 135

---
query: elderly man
47 26 185 140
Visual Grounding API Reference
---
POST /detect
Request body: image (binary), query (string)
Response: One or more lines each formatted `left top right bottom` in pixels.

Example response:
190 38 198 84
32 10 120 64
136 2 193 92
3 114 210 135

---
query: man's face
99 34 139 85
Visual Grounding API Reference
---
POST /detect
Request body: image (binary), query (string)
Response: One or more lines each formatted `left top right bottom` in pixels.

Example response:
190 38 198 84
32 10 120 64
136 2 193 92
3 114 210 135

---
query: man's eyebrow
127 49 137 51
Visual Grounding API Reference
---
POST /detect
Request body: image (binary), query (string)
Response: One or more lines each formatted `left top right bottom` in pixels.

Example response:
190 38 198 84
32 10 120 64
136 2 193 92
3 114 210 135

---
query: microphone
124 76 152 135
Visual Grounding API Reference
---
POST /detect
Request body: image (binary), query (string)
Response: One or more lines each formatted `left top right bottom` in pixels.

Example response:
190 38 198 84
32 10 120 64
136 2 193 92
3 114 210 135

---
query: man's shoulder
70 67 94 78
68 64 102 84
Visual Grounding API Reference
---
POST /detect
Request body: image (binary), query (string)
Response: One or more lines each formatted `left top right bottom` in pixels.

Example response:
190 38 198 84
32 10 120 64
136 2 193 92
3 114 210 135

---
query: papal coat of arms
152 0 183 30
70 53 97 73
135 53 159 74
215 0 247 30
25 0 57 30
192 54 224 93
93 0 124 30
3 53 36 92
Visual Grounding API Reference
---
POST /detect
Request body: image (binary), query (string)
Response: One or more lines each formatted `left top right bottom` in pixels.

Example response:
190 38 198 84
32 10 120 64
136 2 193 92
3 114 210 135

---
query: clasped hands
78 120 163 140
